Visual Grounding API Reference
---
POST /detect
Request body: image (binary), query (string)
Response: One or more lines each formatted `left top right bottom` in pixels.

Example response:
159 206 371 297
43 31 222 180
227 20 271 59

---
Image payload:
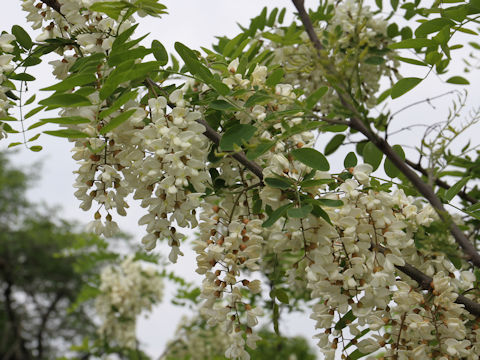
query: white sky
1 1 479 359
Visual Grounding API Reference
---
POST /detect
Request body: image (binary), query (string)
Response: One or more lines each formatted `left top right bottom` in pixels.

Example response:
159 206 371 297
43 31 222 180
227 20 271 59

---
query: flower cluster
0 33 17 139
95 256 163 348
269 0 399 110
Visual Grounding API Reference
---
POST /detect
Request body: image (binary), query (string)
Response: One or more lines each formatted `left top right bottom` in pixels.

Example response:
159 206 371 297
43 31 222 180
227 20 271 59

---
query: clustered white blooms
95 256 163 348
0 33 17 139
13 1 480 359
160 315 233 360
269 0 399 111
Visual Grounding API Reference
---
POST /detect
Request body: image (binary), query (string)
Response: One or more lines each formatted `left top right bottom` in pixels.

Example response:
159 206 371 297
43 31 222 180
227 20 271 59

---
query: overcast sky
1 1 478 358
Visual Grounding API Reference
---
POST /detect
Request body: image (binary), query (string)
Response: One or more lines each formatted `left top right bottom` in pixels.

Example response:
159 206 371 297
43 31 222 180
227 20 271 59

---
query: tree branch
39 0 62 14
396 262 480 316
291 0 480 268
36 293 64 359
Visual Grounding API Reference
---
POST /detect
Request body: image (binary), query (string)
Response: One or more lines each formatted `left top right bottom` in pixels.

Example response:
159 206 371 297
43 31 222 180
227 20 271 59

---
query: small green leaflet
272 288 289 304
415 18 454 37
445 176 471 202
391 77 422 99
264 177 292 190
39 93 91 108
291 147 330 171
29 145 43 152
12 25 32 50
384 144 405 178
335 310 356 330
245 91 272 107
41 73 96 92
174 42 229 96
388 38 436 49
98 90 138 120
246 140 275 160
265 68 284 87
305 86 328 109
299 178 334 188
324 134 345 155
344 151 358 168
315 198 343 207
209 100 237 111
99 109 136 135
287 204 313 218
219 124 257 151
262 203 293 228
362 142 383 171
446 76 469 85
151 40 168 66
40 116 91 125
44 129 90 138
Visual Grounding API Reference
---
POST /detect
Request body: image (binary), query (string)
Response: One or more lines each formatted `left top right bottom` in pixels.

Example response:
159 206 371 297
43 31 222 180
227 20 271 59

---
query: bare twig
40 0 62 14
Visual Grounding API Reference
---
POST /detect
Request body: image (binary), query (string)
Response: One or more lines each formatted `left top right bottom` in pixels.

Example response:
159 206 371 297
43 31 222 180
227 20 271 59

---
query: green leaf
29 145 43 152
316 198 343 207
69 53 105 73
305 199 332 224
175 42 229 96
364 56 385 65
151 40 168 66
287 204 313 218
299 178 334 187
98 90 138 120
324 134 345 156
388 38 436 49
446 76 470 85
246 141 275 160
39 93 91 108
391 77 422 99
348 349 369 360
305 86 328 109
10 73 35 81
395 56 428 66
245 91 272 107
12 25 32 50
219 124 257 151
262 203 293 228
24 94 36 106
273 288 290 304
291 148 330 171
344 152 358 168
445 177 471 202
264 177 292 190
384 144 405 178
44 129 90 138
25 105 45 119
99 109 136 135
41 73 96 92
335 310 355 330
415 18 454 37
265 68 285 87
89 1 131 20
108 47 151 67
362 142 383 171
8 142 22 148
41 116 91 124
209 100 236 111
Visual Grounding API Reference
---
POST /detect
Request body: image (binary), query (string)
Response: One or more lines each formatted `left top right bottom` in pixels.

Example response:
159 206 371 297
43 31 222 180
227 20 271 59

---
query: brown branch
36 293 64 359
291 0 480 269
197 119 264 181
396 262 480 317
405 158 477 205
39 0 62 14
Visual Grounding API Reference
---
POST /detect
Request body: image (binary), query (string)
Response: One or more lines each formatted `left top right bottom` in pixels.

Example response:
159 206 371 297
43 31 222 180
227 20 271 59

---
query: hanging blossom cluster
95 256 164 348
21 0 210 262
0 33 17 139
268 0 399 111
160 315 233 360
